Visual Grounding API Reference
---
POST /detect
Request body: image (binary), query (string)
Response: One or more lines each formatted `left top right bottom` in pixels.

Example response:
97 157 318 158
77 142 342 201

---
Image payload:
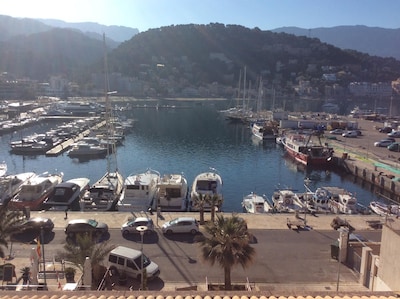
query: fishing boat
324 186 358 214
155 173 188 211
190 169 223 211
117 168 161 212
251 121 278 140
303 185 330 214
0 172 36 206
80 34 124 211
8 171 64 210
281 131 334 167
44 177 90 211
271 188 305 213
242 192 272 213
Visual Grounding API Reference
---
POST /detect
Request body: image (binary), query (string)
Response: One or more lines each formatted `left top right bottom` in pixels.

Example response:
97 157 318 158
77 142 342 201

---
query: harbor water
0 100 379 212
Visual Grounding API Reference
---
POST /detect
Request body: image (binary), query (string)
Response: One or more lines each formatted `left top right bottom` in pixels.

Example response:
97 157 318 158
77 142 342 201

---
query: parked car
388 131 400 138
354 129 362 136
161 217 199 235
379 127 393 133
329 128 344 135
388 142 400 152
342 130 358 138
17 217 54 233
374 139 395 147
121 217 155 236
65 218 108 238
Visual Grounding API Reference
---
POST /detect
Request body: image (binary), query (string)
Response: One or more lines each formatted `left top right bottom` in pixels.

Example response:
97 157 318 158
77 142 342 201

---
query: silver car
121 217 154 236
161 217 199 235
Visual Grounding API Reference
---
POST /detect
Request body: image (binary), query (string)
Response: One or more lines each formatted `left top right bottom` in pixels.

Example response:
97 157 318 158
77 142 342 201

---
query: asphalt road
10 226 381 290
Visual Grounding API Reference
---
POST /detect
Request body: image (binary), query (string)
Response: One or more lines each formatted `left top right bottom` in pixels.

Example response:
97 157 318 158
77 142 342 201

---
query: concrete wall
377 225 400 292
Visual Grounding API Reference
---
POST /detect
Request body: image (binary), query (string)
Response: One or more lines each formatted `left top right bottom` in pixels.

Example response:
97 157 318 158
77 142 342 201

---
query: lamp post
136 225 148 290
40 227 47 290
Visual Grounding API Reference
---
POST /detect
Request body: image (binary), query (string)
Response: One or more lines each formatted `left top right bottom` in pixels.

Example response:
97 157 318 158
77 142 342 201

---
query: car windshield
133 254 151 269
88 219 98 227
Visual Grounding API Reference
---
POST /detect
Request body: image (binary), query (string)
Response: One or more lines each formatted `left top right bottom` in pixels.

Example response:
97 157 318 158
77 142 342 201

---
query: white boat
117 168 161 212
369 201 400 217
0 172 36 206
251 122 278 140
242 192 272 213
190 170 223 211
44 177 90 211
0 161 7 176
271 189 305 213
80 34 124 212
9 171 64 211
303 185 330 214
324 186 358 214
155 173 188 211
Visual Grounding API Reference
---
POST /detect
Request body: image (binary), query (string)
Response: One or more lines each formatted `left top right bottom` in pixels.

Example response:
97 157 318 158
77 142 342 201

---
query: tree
61 234 115 288
209 194 223 223
0 206 24 258
200 214 255 290
191 193 209 225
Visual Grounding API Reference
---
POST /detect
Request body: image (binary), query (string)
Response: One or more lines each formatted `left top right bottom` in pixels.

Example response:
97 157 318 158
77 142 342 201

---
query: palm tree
209 194 223 223
0 206 24 258
61 234 115 288
200 214 255 290
191 193 210 224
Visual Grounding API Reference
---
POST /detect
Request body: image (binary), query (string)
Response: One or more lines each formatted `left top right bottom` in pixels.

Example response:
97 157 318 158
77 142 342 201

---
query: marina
0 99 398 213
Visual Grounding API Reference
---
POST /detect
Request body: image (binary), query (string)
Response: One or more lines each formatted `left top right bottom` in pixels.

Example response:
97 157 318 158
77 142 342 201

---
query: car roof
67 218 94 224
132 217 152 222
172 217 197 221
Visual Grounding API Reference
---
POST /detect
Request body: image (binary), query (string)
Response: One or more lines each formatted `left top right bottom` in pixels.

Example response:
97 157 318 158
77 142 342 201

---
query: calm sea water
0 100 379 212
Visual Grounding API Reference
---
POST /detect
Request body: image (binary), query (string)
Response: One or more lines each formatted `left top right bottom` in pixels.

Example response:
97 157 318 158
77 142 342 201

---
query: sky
1 0 400 32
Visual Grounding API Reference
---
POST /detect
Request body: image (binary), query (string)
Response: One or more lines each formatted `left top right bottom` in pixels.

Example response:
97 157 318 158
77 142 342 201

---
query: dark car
17 217 54 233
65 218 108 238
379 127 393 133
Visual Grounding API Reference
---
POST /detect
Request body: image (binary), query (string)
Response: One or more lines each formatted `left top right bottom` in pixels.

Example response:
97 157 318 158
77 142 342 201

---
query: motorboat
67 143 107 158
303 185 330 214
10 133 60 155
44 177 90 211
242 192 272 213
369 201 400 217
271 188 305 213
0 172 36 206
190 170 223 211
251 121 278 140
155 173 188 211
117 168 160 212
281 132 334 166
8 171 64 210
324 186 358 214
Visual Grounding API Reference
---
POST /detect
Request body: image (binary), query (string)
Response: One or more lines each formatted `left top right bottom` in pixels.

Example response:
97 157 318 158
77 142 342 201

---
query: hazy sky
1 0 399 32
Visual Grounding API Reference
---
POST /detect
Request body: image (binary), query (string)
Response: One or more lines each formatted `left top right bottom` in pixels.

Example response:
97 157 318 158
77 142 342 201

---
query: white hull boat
156 173 188 211
0 172 36 206
242 192 272 213
190 170 223 211
118 168 160 212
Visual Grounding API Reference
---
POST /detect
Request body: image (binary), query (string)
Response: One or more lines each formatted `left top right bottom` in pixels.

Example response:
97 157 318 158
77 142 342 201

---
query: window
117 257 124 265
109 254 117 263
127 259 138 270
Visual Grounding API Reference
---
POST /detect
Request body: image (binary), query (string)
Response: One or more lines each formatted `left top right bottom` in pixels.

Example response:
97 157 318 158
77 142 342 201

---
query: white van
107 246 160 280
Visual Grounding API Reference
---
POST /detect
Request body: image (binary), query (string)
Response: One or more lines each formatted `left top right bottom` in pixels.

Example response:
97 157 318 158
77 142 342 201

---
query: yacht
0 172 36 206
44 177 90 211
155 173 188 211
324 186 358 214
190 170 223 211
242 192 272 213
8 171 64 210
117 169 160 212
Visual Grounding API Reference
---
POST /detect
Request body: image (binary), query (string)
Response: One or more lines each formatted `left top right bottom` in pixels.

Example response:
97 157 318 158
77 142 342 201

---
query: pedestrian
64 207 68 220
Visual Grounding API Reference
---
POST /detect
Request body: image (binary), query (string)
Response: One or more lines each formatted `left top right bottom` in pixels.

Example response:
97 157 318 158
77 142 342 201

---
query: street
9 226 381 290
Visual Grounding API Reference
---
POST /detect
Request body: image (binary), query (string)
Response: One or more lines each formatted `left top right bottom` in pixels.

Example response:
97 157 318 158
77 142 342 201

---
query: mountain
272 25 400 60
37 19 139 43
0 15 138 46
0 28 105 80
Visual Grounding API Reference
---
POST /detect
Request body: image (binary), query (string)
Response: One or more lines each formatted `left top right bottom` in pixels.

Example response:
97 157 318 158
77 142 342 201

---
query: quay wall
340 157 400 203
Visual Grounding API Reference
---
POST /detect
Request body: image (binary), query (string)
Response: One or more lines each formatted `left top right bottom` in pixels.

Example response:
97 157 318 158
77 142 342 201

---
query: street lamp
136 225 148 290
